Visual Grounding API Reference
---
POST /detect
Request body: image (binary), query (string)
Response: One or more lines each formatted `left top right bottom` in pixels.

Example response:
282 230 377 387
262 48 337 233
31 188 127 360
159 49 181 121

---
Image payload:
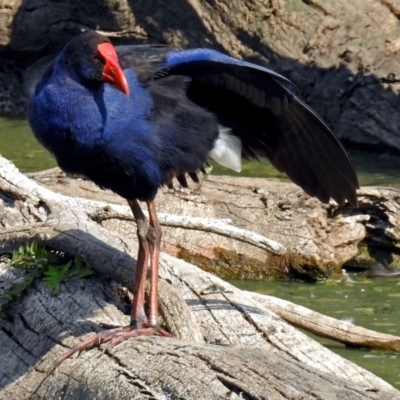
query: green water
229 276 400 389
0 117 56 172
213 151 400 188
1 117 400 390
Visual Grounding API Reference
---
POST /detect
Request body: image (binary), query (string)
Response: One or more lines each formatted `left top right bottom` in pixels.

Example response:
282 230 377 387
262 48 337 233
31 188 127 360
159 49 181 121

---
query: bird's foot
51 325 172 371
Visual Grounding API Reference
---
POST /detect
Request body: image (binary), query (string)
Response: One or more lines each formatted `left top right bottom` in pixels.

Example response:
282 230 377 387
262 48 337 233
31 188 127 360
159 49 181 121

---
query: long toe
51 325 173 371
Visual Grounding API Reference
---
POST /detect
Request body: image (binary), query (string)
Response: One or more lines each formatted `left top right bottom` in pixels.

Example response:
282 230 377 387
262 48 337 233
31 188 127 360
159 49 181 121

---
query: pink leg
128 199 149 327
50 199 171 371
145 200 162 326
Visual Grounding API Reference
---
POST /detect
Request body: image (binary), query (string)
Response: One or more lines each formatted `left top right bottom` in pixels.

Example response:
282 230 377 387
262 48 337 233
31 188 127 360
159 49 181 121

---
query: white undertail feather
209 127 242 172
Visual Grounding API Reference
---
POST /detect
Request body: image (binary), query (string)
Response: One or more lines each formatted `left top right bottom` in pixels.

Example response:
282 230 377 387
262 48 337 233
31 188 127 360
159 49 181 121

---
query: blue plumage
30 69 158 200
29 32 358 207
27 32 360 365
29 46 214 201
164 48 297 91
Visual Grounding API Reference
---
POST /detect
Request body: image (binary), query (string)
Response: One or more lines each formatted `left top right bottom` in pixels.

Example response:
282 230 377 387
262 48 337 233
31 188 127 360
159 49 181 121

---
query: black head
62 31 129 94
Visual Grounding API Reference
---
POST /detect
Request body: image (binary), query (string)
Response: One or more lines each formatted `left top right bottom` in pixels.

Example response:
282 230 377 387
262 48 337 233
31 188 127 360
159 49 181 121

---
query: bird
28 31 359 365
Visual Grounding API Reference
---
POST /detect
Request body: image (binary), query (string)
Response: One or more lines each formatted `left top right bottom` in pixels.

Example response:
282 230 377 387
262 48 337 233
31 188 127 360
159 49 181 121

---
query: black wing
117 46 359 205
155 49 359 206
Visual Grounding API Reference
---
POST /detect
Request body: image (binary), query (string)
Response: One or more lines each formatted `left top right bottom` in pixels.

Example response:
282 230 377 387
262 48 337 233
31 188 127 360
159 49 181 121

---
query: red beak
97 42 129 95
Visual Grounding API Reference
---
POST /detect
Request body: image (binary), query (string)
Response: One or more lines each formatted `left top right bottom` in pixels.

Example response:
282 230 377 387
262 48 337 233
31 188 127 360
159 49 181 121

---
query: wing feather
113 45 358 206
154 49 359 206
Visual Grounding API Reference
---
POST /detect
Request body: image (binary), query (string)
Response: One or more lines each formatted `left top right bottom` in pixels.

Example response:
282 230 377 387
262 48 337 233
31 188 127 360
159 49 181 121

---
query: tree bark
1 156 400 399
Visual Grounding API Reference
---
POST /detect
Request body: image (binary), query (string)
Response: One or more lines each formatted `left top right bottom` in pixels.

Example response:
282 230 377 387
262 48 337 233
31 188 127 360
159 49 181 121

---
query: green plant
0 243 93 308
43 255 93 295
11 242 50 270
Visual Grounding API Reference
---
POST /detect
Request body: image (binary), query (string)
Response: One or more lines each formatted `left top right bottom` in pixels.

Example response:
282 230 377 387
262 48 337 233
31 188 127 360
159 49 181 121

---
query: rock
1 0 400 150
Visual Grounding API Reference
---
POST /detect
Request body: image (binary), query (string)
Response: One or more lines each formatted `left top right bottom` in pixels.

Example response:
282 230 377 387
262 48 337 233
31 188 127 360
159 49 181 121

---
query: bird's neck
29 57 155 153
37 59 106 146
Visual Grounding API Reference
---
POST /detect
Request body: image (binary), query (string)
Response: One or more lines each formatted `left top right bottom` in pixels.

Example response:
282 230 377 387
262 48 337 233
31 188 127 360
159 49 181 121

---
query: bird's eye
90 53 101 62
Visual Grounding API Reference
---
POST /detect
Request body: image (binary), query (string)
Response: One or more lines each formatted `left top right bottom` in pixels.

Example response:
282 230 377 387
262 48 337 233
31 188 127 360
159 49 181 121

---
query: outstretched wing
154 49 359 207
116 46 359 205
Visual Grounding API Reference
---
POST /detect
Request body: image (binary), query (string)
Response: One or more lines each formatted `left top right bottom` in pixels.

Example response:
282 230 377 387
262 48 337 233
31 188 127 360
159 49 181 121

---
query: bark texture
29 166 400 281
2 0 400 150
1 156 400 399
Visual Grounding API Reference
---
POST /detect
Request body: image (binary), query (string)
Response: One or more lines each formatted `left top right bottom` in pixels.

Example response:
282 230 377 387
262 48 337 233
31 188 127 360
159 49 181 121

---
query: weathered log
1 156 400 398
252 292 400 354
5 157 400 354
27 161 400 281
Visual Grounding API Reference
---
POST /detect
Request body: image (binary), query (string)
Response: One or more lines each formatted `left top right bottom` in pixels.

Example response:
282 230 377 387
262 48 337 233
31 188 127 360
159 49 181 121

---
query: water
212 151 400 188
0 117 56 172
230 276 400 390
1 117 400 389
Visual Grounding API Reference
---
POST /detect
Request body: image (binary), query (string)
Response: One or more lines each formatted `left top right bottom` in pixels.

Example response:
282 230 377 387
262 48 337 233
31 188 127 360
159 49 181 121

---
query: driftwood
1 155 400 399
27 163 400 280
253 293 400 354
9 159 400 353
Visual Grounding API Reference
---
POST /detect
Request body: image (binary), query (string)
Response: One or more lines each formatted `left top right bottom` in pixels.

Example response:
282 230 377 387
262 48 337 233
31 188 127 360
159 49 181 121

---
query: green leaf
43 260 72 295
7 243 93 297
74 265 93 279
68 255 93 279
10 242 49 271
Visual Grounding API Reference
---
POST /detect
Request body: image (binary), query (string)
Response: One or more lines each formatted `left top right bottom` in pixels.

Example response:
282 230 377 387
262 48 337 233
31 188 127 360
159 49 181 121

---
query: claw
51 325 172 371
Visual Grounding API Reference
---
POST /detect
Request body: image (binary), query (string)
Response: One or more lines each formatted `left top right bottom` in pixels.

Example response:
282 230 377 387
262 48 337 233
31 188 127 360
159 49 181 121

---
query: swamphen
28 32 359 364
